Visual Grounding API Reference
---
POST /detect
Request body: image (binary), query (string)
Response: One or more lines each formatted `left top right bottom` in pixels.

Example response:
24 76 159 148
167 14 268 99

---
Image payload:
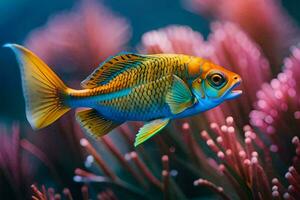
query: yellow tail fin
5 44 70 129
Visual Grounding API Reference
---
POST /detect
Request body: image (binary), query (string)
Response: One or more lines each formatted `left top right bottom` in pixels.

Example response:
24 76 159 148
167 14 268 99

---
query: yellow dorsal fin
81 53 147 88
76 109 122 138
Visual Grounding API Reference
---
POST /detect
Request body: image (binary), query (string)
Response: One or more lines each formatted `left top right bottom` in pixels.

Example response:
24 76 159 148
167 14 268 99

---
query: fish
5 44 242 147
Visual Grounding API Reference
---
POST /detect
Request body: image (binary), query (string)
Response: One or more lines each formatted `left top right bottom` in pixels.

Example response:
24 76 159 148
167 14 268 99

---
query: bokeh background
1 0 300 200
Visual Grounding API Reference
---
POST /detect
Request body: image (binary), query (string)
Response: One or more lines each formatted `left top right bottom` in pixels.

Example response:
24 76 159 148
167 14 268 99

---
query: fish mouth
225 81 242 100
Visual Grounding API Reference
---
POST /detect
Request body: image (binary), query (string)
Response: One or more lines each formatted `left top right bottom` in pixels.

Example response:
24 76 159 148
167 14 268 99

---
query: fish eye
208 73 226 88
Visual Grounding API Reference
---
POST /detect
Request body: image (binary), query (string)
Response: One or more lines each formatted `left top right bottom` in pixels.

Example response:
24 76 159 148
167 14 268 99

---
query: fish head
191 62 242 107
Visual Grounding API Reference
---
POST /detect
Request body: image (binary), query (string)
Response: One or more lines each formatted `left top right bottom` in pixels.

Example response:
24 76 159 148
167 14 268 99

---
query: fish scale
94 55 189 94
99 75 174 121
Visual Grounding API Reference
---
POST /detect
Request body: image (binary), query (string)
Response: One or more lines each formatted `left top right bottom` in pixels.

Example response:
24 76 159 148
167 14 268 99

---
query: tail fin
5 44 70 129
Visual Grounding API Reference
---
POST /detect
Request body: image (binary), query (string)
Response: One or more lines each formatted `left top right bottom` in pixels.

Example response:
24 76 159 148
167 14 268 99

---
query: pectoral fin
166 75 194 114
134 118 170 147
76 109 122 138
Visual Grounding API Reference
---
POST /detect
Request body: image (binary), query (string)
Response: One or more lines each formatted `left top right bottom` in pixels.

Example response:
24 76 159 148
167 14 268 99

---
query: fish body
5 44 242 146
66 54 195 121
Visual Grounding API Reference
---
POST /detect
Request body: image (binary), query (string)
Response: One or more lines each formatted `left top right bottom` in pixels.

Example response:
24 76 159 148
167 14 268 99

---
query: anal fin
134 118 170 147
76 109 122 138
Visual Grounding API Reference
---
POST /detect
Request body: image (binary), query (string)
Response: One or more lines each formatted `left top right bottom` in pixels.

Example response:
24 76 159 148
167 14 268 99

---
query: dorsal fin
81 52 148 88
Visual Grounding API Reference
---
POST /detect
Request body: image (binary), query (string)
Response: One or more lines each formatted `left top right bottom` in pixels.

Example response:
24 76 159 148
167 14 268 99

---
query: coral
271 136 300 199
31 184 117 200
185 0 299 72
250 46 300 160
25 0 131 83
75 133 183 199
139 25 205 56
174 117 300 199
27 117 300 199
199 117 273 199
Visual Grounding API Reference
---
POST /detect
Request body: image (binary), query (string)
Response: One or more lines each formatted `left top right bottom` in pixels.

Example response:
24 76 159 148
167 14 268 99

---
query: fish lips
224 81 242 100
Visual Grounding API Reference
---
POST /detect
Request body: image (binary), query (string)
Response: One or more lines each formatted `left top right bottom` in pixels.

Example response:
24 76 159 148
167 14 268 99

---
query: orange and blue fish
5 44 242 146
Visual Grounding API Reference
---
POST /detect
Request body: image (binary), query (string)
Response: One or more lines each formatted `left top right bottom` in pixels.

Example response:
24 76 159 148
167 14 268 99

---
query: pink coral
194 118 300 199
250 46 300 158
185 0 299 72
25 0 131 83
140 25 205 56
271 136 300 199
198 117 273 200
